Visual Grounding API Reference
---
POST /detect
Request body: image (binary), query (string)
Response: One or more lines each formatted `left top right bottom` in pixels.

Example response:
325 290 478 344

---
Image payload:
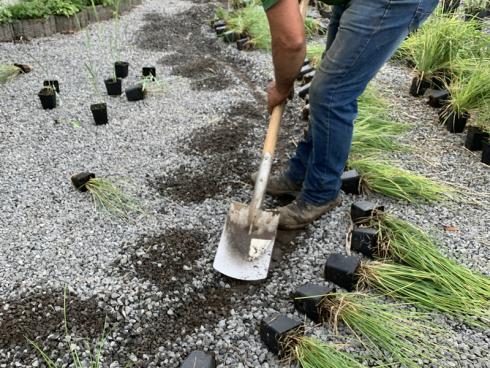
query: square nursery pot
465 126 489 151
125 84 145 101
350 227 378 258
409 76 431 97
104 77 122 96
13 16 57 40
292 283 335 323
482 139 490 165
260 315 303 356
142 66 156 78
0 23 14 42
115 61 129 79
212 19 226 30
351 200 384 223
302 70 316 84
439 109 469 133
324 253 361 291
43 80 60 93
296 64 315 81
71 172 95 192
427 89 449 108
181 351 216 368
298 82 311 100
236 36 251 51
215 25 227 35
38 87 57 109
90 103 108 125
341 169 361 195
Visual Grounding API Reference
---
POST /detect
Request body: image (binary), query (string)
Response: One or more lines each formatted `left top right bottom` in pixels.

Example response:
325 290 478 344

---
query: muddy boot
250 172 302 197
278 196 342 230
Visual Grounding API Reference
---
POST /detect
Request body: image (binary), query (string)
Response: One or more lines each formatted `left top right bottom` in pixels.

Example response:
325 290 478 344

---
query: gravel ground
0 1 489 367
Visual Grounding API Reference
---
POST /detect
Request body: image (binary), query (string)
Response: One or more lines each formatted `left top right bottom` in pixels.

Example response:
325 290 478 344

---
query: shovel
213 0 310 281
213 104 285 280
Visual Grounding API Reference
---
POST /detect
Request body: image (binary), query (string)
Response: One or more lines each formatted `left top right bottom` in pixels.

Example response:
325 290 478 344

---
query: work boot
250 172 302 197
278 196 342 230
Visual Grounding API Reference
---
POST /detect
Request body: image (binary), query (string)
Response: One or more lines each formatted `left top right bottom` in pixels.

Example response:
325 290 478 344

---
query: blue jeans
286 0 439 205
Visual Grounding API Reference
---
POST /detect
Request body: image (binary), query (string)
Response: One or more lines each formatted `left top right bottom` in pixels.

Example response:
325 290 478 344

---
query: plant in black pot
482 138 490 165
125 75 165 101
439 60 490 133
465 111 489 151
38 85 57 109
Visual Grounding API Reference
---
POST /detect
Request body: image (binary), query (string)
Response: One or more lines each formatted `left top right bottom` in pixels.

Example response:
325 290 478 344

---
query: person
259 0 439 230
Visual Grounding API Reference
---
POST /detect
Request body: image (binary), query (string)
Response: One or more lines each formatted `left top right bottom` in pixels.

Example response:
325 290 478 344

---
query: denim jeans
286 0 439 205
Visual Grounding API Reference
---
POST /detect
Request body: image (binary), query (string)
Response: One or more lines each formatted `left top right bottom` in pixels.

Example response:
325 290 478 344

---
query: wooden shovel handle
262 0 310 156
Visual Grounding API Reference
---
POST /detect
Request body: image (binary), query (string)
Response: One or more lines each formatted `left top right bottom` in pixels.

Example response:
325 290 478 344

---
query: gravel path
0 1 489 367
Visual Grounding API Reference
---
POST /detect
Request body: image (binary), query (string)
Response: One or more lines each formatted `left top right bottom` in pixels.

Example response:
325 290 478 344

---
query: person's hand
267 81 292 113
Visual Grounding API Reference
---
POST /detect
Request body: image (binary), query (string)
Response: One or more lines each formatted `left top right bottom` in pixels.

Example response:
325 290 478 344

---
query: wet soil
0 290 111 363
121 228 209 290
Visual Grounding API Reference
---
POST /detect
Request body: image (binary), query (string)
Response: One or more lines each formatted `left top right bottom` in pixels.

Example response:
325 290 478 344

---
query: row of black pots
212 19 252 51
115 62 157 79
409 75 449 97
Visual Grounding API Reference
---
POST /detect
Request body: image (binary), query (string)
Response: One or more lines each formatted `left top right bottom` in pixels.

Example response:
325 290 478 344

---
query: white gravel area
0 1 489 367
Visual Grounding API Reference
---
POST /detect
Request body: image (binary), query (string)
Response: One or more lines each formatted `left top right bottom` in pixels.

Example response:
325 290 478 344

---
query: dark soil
121 228 209 290
171 57 233 91
0 290 111 363
181 101 263 156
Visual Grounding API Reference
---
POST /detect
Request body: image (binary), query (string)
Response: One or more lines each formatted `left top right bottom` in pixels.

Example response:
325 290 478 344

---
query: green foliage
306 42 325 68
46 0 85 17
357 261 490 326
367 214 490 303
294 337 365 368
319 293 445 368
0 64 21 83
348 157 457 203
8 1 50 20
0 6 13 23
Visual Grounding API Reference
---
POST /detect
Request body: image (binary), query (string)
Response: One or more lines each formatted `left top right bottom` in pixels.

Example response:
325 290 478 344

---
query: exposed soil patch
181 101 263 155
172 57 233 91
0 290 110 362
120 228 208 290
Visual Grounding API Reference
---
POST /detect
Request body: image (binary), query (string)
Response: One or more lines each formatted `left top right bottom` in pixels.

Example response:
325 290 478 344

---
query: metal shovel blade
213 202 279 281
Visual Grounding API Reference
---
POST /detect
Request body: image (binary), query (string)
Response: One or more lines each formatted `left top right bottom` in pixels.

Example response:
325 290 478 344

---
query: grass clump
0 64 22 83
283 335 365 368
357 261 490 326
85 177 142 221
364 213 490 302
348 157 457 203
318 292 445 368
306 42 325 68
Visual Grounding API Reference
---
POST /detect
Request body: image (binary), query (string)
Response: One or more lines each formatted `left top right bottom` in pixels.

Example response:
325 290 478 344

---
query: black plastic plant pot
114 61 129 79
215 25 227 35
350 200 384 223
296 64 315 81
341 169 361 195
482 139 490 165
427 89 449 108
43 80 60 93
125 84 145 101
298 82 311 100
260 315 303 356
90 103 108 125
465 126 489 151
302 70 316 84
71 172 95 192
104 78 122 96
212 19 226 29
292 283 335 323
409 76 431 97
142 66 156 78
351 227 378 258
181 351 216 368
439 109 469 133
324 253 362 291
38 87 57 110
236 37 251 51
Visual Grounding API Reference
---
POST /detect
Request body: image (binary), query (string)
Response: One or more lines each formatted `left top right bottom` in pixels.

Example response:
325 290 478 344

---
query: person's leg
279 0 439 228
286 5 346 184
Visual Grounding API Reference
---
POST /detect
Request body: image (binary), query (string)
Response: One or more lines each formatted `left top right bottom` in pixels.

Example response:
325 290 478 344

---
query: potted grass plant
71 172 142 221
440 60 490 133
465 106 489 150
352 212 490 303
125 74 165 101
260 315 365 368
324 253 490 327
293 286 446 368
